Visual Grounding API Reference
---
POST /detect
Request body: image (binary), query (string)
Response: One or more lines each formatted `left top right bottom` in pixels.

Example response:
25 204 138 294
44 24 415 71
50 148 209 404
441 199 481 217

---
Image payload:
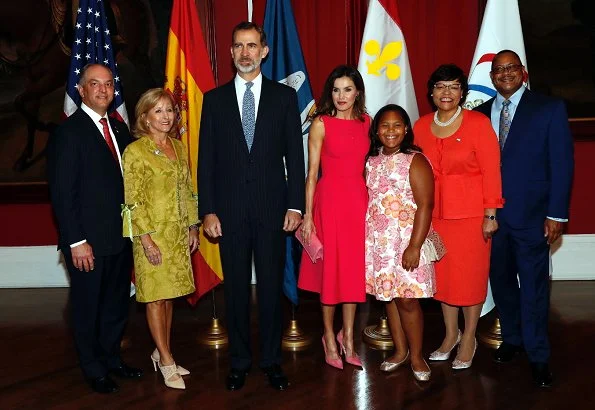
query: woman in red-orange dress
414 64 503 370
298 65 370 370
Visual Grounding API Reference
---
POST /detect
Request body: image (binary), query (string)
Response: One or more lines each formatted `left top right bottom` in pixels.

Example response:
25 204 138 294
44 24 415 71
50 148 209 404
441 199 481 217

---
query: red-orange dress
414 110 504 305
298 115 370 304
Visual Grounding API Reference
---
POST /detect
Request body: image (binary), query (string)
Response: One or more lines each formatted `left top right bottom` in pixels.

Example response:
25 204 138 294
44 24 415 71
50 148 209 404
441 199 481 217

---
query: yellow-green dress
122 136 198 302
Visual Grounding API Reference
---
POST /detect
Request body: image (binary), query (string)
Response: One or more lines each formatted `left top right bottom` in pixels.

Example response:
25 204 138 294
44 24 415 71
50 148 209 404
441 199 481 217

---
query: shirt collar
234 72 263 89
80 103 109 123
495 85 526 107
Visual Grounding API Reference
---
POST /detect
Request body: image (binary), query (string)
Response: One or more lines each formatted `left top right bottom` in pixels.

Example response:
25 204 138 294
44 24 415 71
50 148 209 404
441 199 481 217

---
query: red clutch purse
295 228 323 263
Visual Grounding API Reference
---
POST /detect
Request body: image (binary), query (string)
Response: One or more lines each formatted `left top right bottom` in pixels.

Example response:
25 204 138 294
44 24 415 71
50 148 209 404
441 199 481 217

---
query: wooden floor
1 281 593 409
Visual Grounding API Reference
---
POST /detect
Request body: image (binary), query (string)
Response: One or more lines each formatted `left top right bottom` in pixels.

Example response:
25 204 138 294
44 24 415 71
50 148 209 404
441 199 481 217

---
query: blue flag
262 0 315 306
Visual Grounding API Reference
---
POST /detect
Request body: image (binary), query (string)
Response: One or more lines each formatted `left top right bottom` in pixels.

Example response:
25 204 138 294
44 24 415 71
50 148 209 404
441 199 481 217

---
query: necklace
434 106 462 127
382 147 400 156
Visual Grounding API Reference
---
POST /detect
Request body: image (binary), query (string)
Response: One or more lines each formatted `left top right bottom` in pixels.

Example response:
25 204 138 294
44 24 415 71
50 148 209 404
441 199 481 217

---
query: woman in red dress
414 65 503 370
298 65 370 369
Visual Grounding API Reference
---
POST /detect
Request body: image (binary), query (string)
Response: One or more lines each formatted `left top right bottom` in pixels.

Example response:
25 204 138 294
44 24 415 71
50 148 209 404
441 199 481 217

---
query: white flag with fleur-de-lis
357 0 418 120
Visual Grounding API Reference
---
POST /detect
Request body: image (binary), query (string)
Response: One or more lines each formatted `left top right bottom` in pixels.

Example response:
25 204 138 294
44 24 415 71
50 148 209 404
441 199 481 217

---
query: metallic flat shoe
380 351 410 373
452 338 477 370
429 329 462 361
412 359 431 382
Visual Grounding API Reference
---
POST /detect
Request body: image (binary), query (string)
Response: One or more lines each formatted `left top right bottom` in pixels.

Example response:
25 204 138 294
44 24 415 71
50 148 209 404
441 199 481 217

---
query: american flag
63 0 129 125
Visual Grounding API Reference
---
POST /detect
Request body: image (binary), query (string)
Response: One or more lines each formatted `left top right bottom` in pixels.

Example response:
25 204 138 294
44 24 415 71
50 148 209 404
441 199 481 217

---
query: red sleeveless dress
298 115 370 304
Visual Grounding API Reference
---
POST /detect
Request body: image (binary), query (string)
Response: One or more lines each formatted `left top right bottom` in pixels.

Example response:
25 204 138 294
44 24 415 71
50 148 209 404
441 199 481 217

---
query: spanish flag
164 0 222 303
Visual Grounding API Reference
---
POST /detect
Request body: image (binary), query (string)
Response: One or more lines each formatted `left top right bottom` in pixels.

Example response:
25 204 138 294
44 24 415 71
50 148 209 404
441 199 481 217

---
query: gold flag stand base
198 317 228 349
363 316 394 351
197 289 228 349
478 317 503 350
282 319 312 351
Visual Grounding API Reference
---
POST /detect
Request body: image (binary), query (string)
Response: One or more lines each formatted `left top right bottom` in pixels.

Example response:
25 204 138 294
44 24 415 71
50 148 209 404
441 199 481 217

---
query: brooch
154 149 161 155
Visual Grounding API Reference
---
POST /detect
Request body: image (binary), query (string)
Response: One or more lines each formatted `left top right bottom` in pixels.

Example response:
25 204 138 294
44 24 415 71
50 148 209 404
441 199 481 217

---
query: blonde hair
133 88 178 138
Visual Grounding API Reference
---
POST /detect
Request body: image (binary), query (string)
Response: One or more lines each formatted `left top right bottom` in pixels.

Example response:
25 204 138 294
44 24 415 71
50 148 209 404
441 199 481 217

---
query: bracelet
189 224 199 231
484 215 496 220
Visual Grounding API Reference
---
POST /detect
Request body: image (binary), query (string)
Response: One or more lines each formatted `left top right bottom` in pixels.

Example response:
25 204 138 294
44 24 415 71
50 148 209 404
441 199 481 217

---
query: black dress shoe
88 375 119 394
262 364 289 391
109 363 144 379
530 362 553 388
493 342 524 363
226 368 249 391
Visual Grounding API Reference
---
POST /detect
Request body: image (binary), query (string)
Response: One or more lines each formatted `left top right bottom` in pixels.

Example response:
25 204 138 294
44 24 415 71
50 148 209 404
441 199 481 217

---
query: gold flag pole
198 288 228 349
363 302 394 351
282 304 312 351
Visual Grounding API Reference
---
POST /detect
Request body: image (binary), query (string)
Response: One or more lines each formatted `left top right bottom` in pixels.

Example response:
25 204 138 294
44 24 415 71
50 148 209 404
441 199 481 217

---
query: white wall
1 234 593 288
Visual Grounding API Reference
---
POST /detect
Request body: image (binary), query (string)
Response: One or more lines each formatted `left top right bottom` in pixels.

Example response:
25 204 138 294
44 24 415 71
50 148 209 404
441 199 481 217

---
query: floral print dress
365 151 436 301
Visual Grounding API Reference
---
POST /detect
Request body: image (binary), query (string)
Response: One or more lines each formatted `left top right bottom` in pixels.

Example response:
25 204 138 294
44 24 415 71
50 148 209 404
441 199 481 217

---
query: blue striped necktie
242 81 255 151
498 99 512 151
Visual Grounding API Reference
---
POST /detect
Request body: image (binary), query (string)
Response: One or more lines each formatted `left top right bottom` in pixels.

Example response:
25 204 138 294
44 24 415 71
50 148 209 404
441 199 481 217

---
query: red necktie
99 118 118 161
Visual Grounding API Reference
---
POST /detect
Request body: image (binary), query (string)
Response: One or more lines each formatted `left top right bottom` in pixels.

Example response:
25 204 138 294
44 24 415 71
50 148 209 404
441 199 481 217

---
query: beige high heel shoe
151 349 190 376
158 362 185 390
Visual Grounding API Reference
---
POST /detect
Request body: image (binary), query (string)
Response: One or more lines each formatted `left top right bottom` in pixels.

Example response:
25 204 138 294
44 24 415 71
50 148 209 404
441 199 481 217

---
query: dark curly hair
368 104 422 157
313 65 366 121
426 64 469 110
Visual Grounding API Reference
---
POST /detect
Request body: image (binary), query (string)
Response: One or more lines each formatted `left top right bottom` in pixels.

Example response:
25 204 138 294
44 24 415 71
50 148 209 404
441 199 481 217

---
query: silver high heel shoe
429 330 462 361
452 338 477 370
380 351 410 373
151 349 190 376
411 359 431 382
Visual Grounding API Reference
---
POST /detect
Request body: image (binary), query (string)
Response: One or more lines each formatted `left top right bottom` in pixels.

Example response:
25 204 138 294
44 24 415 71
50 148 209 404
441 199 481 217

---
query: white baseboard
0 234 593 288
550 234 595 280
0 246 70 287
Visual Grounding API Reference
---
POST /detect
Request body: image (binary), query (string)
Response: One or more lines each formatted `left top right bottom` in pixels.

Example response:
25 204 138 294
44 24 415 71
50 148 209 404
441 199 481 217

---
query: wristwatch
484 215 496 220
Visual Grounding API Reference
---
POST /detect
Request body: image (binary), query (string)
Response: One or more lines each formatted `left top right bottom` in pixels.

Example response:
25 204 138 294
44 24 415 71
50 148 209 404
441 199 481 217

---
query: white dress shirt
234 72 262 122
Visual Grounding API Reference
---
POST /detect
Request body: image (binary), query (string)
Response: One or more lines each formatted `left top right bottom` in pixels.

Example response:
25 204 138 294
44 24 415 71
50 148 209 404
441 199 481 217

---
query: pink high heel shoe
337 330 363 368
322 336 343 369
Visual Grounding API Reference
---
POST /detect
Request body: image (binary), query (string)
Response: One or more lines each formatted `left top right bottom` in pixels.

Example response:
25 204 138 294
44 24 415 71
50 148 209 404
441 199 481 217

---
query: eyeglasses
433 83 462 91
492 64 523 74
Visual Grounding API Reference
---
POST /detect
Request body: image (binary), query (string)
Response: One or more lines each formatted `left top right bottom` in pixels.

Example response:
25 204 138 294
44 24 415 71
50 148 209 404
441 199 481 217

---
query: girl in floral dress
365 104 441 382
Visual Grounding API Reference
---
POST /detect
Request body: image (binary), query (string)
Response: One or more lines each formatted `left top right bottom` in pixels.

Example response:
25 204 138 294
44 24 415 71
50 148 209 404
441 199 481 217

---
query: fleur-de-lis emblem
363 40 403 80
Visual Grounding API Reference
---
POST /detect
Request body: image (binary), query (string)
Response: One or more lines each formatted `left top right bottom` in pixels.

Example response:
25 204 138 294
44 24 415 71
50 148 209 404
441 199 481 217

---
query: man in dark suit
475 50 574 387
199 21 305 391
47 64 142 394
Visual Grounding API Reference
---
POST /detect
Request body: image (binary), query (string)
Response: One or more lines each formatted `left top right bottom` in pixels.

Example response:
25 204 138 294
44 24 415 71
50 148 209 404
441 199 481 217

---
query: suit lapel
108 117 129 155
77 109 111 149
252 78 272 153
222 81 247 150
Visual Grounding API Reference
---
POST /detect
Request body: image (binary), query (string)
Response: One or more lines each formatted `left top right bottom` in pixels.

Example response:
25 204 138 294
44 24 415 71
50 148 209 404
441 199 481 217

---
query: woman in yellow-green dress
122 88 198 390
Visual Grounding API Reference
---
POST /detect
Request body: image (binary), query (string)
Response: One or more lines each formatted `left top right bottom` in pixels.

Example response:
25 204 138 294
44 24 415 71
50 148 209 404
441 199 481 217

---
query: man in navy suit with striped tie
475 50 574 388
198 22 305 391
